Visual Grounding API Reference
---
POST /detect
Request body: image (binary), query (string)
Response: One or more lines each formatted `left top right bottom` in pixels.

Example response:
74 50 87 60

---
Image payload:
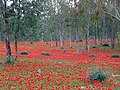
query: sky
7 0 13 6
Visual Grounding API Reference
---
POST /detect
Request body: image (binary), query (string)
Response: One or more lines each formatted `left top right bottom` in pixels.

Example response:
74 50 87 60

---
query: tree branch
103 10 120 21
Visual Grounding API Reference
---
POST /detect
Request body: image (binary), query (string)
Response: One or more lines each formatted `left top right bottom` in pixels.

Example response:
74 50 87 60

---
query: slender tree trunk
1 0 13 61
63 37 65 46
106 30 108 42
60 33 63 49
85 34 88 49
94 21 97 47
87 29 90 56
85 27 90 55
13 0 21 61
111 29 115 49
111 0 117 49
55 35 58 47
76 30 79 54
14 36 18 60
69 32 72 48
102 13 106 40
5 35 12 57
50 33 53 47
111 38 115 49
110 31 115 49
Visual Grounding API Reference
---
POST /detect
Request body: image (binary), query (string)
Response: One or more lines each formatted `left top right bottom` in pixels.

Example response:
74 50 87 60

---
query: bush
88 68 108 82
101 42 109 47
111 54 119 58
41 52 50 56
5 55 15 64
20 51 28 55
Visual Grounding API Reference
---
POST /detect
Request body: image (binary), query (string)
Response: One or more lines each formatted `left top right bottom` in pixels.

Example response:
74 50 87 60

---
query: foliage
20 51 28 55
101 42 109 47
111 54 120 58
5 55 15 64
88 67 108 82
41 52 50 56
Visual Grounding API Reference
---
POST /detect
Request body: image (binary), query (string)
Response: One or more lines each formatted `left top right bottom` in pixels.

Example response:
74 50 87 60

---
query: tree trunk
111 37 115 49
87 29 90 56
14 36 18 60
85 34 88 49
5 35 12 57
102 11 106 40
94 21 97 47
85 26 90 56
69 32 72 48
111 29 115 49
55 35 58 47
50 33 53 47
76 30 79 54
60 33 63 49
2 0 13 62
109 21 116 49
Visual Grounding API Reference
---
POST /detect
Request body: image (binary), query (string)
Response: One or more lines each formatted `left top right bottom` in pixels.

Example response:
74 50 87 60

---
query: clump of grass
5 55 15 64
101 42 109 47
111 54 119 58
20 51 28 55
88 67 108 82
41 52 50 56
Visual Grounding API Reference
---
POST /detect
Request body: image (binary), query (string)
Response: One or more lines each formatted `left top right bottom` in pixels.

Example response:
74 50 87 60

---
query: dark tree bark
94 21 97 47
5 35 12 57
108 21 116 49
85 33 88 49
110 29 116 49
1 0 13 60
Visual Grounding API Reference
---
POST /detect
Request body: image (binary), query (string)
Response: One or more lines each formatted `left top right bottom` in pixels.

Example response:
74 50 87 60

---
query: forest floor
0 40 120 89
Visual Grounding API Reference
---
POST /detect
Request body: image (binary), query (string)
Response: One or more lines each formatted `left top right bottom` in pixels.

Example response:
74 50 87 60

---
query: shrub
20 51 28 55
41 52 50 56
101 42 109 47
5 55 15 64
88 68 108 82
111 54 119 58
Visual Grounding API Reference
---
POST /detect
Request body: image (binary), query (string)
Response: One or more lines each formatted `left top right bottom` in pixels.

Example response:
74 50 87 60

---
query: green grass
111 54 120 58
41 52 51 56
